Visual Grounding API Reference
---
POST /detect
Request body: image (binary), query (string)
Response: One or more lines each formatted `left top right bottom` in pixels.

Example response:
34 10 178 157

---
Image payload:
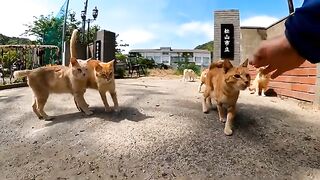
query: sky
0 0 304 53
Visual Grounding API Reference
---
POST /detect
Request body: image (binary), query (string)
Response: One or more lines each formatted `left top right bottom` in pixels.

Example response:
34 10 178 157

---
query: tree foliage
195 40 214 52
23 12 99 47
0 34 34 45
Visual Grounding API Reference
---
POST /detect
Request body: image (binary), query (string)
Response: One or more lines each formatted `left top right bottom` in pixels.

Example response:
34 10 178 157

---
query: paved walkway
0 77 319 179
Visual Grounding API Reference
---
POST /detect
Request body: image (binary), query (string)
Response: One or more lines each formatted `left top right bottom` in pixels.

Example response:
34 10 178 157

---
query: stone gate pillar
94 30 116 62
214 10 240 65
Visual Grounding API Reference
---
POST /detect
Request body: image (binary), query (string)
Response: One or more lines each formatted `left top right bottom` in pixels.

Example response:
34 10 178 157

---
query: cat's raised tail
14 70 32 78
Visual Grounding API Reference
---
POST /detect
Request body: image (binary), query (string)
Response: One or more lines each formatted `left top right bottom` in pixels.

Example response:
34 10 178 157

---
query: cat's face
95 60 114 83
224 59 251 91
70 58 88 80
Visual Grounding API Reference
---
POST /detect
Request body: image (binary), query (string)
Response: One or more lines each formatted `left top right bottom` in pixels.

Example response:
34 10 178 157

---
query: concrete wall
266 19 286 39
214 10 240 65
240 28 266 61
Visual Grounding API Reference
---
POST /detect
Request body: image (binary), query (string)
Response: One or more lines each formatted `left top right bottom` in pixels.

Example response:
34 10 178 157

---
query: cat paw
105 107 112 112
219 118 226 123
84 110 93 116
224 128 233 136
203 109 209 114
202 105 210 113
114 107 120 112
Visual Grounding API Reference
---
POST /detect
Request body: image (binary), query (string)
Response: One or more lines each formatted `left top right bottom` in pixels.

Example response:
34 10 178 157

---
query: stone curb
0 82 28 90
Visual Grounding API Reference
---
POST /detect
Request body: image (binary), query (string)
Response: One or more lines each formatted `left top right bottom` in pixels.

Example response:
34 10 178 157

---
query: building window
162 52 169 55
162 56 170 64
202 57 210 66
146 56 153 60
171 56 181 63
195 57 202 65
163 60 169 63
153 56 161 63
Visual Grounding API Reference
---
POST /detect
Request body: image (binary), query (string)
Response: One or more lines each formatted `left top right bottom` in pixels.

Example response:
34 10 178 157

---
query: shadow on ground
134 99 320 178
45 106 153 126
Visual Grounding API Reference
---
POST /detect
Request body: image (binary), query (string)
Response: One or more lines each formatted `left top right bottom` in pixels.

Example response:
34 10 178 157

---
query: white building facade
129 47 211 67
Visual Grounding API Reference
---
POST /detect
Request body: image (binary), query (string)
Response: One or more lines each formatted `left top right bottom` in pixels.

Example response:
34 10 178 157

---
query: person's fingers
270 69 284 79
262 65 276 75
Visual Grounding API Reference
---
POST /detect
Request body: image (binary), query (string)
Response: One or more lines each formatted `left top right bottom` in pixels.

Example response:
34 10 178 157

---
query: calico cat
202 59 250 135
70 29 119 112
14 58 93 120
249 67 270 96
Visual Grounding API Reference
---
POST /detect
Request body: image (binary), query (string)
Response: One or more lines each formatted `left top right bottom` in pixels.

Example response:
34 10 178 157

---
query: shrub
175 58 201 76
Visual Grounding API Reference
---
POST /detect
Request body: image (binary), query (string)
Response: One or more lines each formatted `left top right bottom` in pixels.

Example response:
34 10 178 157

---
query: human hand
249 34 306 79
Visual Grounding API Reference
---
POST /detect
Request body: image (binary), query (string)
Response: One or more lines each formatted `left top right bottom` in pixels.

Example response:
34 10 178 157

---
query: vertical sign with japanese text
220 24 234 59
95 40 101 60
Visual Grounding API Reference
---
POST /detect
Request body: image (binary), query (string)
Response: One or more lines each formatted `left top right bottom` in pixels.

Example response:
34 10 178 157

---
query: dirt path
0 77 320 179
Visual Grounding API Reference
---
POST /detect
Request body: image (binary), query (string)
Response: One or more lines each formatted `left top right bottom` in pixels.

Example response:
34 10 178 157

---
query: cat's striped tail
70 29 78 58
14 70 32 78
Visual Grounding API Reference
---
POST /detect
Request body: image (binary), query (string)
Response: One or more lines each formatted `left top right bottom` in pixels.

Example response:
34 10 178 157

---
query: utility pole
81 0 89 43
61 0 70 66
287 0 294 14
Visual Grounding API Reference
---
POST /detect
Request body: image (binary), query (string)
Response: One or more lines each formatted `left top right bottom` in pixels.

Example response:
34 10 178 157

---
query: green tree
115 53 127 62
23 13 81 47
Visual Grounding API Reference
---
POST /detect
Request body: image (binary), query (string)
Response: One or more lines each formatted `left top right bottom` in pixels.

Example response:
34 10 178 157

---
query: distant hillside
195 40 213 52
0 34 33 45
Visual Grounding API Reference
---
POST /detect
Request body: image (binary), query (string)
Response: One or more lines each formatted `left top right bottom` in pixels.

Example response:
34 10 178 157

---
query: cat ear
95 64 103 72
70 57 79 67
108 59 115 66
223 59 233 73
241 58 249 67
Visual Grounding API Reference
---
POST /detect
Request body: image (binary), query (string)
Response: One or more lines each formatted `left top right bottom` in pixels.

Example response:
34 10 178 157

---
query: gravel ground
0 77 320 179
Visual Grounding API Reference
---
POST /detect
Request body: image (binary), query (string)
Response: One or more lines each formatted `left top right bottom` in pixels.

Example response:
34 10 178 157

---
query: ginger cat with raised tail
202 59 250 136
249 67 270 96
14 58 93 120
70 29 119 112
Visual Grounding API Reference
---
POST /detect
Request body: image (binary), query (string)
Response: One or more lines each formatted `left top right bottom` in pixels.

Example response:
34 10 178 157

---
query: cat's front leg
216 103 225 123
110 91 119 112
74 92 93 115
224 106 236 136
202 87 212 113
99 90 111 112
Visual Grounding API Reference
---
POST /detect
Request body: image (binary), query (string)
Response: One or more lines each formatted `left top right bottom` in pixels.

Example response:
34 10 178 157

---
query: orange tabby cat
198 68 208 92
14 58 93 120
249 67 270 96
202 59 250 135
70 29 119 112
85 59 118 112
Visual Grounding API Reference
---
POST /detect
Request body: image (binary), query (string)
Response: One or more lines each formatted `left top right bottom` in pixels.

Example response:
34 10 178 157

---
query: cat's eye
234 74 241 78
77 69 82 72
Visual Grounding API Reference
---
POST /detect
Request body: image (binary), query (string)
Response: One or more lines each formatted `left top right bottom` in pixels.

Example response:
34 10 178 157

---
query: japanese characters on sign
220 24 234 59
95 40 101 60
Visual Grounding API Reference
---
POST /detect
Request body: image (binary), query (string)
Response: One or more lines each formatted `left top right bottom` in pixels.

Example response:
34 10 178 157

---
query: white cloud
241 16 279 28
176 21 213 39
119 29 155 45
0 0 61 38
117 29 156 53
